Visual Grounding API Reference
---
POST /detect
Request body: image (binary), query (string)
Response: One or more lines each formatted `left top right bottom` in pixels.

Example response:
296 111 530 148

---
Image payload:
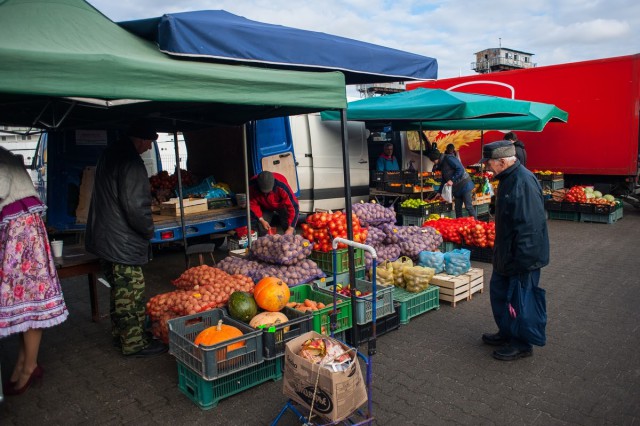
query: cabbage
586 193 595 199
584 187 594 193
604 194 615 202
593 191 602 198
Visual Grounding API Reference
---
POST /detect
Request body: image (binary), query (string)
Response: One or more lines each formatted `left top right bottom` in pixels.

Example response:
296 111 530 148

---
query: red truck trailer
408 54 640 206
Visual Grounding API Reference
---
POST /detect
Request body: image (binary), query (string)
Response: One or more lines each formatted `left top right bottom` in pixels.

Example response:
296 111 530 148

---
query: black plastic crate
370 170 385 183
460 244 493 263
345 302 401 346
402 170 418 184
544 200 563 211
561 202 578 212
398 205 431 217
577 203 595 214
384 171 403 182
593 204 615 214
261 307 314 360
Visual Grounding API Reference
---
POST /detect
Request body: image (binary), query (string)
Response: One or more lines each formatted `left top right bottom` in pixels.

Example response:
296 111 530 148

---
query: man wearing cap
480 140 549 361
86 121 167 358
249 171 299 236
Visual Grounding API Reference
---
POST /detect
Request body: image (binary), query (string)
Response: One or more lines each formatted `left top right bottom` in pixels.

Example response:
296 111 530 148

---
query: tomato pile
423 217 496 248
563 186 587 203
146 265 255 343
301 211 368 252
149 169 199 203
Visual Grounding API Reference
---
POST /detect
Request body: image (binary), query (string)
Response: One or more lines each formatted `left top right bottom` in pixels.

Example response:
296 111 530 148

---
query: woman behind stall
0 146 69 396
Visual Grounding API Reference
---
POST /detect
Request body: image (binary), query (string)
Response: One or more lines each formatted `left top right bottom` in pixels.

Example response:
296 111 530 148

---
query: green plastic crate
315 279 395 325
177 358 282 410
317 267 366 285
392 286 440 325
548 210 580 222
288 284 352 335
580 208 623 224
402 215 428 227
167 309 263 380
310 248 365 274
459 203 489 217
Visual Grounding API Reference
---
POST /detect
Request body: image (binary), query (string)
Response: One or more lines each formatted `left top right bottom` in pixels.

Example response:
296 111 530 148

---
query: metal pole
242 123 253 249
419 123 424 201
172 122 188 269
339 109 359 346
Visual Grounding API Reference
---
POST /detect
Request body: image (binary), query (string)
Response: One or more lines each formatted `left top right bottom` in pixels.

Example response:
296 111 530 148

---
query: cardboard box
160 197 208 216
283 331 367 422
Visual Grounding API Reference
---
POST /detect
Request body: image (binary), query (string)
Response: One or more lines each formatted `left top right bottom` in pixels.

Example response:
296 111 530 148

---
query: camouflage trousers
102 261 148 355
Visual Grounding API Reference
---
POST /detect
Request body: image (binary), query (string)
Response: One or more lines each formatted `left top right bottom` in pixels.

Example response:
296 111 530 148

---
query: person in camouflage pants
103 261 148 355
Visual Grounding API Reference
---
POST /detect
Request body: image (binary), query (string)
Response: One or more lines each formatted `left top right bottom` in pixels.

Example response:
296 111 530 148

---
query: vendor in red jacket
249 171 299 235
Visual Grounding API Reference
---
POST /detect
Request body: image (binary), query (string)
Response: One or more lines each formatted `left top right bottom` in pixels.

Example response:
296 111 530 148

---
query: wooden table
54 246 102 322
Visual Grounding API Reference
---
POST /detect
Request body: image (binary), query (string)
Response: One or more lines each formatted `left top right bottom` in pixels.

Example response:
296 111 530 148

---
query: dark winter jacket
493 160 549 275
86 137 154 265
513 140 527 167
438 154 473 197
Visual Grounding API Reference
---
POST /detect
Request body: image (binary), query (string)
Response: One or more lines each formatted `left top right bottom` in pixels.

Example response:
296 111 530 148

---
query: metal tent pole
172 122 188 268
242 123 253 249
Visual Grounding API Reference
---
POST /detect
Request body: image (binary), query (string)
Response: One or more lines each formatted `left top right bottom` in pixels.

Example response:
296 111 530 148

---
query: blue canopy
119 10 438 84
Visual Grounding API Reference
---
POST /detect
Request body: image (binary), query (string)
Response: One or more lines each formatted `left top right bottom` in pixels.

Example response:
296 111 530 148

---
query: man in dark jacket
504 131 527 167
480 140 549 361
429 149 477 219
86 122 167 358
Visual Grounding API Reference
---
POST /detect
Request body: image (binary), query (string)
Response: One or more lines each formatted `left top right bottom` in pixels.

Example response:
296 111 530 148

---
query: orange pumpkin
254 277 291 312
194 320 245 360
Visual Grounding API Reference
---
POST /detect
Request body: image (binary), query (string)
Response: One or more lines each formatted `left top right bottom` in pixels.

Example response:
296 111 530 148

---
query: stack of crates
310 248 366 283
167 307 313 410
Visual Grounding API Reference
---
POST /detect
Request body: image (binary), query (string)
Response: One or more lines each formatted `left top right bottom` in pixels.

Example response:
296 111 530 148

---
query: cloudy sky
88 0 639 83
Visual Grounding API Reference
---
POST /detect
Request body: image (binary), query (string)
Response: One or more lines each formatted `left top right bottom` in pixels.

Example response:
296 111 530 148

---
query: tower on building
471 47 535 73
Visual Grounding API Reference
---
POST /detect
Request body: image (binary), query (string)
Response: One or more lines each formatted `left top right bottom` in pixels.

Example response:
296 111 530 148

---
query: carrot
286 302 297 308
316 302 325 309
304 299 315 308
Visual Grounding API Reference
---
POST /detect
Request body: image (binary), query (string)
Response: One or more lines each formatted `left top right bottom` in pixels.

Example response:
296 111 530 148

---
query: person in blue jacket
480 140 549 361
376 143 400 171
429 149 476 219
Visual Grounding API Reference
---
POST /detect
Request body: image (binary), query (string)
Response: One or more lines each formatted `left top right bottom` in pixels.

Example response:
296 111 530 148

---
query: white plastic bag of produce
442 184 453 203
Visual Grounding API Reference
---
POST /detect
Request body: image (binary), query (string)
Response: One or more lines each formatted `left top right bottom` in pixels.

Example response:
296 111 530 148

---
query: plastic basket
392 286 440 325
310 248 365 275
177 357 282 410
288 285 352 335
398 205 431 217
315 279 395 325
345 302 401 346
541 179 564 191
577 203 595 214
384 171 403 182
561 202 578 212
539 173 564 181
261 307 314 360
460 244 493 263
167 309 263 381
544 200 562 211
402 170 418 184
316 267 366 287
548 210 580 222
181 176 217 198
402 215 428 227
593 204 615 214
459 203 489 217
580 208 623 224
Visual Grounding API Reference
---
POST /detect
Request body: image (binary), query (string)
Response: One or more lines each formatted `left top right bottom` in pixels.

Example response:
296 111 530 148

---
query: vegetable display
149 169 198 204
253 277 291 312
301 211 367 252
250 234 313 265
403 265 435 293
227 291 259 322
423 217 495 248
194 320 245 362
352 202 396 226
396 226 443 259
217 256 325 287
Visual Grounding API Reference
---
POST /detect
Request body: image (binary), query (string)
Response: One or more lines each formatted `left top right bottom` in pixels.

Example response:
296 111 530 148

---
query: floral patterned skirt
0 211 69 337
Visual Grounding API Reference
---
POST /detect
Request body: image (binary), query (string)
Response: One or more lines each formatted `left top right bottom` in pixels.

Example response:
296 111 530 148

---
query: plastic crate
181 176 217 198
460 244 493 263
439 241 459 252
317 267 366 287
177 357 282 410
370 170 385 183
392 286 440 325
580 208 623 224
540 179 564 191
310 248 365 275
544 200 563 211
593 203 615 214
167 309 263 381
262 307 314 360
398 205 431 217
402 215 428 227
548 210 580 222
577 203 595 214
288 285 352 335
539 173 564 181
345 302 401 346
315 279 395 325
561 202 578 212
402 170 418 184
459 203 489 217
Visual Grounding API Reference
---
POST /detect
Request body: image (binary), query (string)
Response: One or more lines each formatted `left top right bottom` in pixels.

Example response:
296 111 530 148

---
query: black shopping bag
506 273 547 347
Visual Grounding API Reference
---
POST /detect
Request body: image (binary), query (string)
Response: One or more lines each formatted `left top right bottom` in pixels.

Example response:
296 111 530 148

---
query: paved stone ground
2 207 640 425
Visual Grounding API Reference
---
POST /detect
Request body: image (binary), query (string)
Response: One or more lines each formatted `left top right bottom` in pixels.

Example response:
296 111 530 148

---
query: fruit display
563 185 587 203
334 283 370 297
149 169 198 204
249 234 313 265
301 211 367 252
563 186 618 206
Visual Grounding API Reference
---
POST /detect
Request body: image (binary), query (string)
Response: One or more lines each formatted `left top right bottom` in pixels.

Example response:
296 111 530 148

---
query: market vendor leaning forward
249 171 299 236
480 140 549 361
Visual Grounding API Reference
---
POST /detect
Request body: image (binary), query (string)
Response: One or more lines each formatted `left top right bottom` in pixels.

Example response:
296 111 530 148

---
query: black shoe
482 332 509 346
492 346 533 361
124 340 168 358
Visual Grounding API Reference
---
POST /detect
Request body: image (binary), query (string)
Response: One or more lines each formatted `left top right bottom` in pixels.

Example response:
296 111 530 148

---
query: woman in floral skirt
0 146 68 396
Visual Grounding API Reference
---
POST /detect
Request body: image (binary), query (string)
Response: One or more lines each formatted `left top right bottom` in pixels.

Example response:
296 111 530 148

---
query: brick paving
2 207 640 425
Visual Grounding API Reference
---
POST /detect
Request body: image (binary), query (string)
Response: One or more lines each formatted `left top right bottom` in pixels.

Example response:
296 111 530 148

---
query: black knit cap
428 149 441 162
257 171 274 193
127 121 158 140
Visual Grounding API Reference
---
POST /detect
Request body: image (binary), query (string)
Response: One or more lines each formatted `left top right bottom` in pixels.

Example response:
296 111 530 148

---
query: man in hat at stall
86 121 168 358
249 170 299 236
480 140 549 361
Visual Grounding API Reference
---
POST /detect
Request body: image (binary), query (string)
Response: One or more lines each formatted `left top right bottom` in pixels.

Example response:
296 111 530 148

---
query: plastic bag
403 265 435 293
374 260 395 286
442 184 453 203
443 248 471 276
418 250 445 274
390 256 413 288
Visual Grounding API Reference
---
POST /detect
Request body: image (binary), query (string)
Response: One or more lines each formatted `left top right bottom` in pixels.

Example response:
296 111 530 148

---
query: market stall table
54 245 101 322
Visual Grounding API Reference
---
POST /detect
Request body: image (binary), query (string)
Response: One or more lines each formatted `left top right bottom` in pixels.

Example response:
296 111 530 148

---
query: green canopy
320 88 532 123
0 0 346 129
409 101 568 131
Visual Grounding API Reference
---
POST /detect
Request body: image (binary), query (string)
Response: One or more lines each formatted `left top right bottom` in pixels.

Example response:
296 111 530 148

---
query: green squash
227 291 258 323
